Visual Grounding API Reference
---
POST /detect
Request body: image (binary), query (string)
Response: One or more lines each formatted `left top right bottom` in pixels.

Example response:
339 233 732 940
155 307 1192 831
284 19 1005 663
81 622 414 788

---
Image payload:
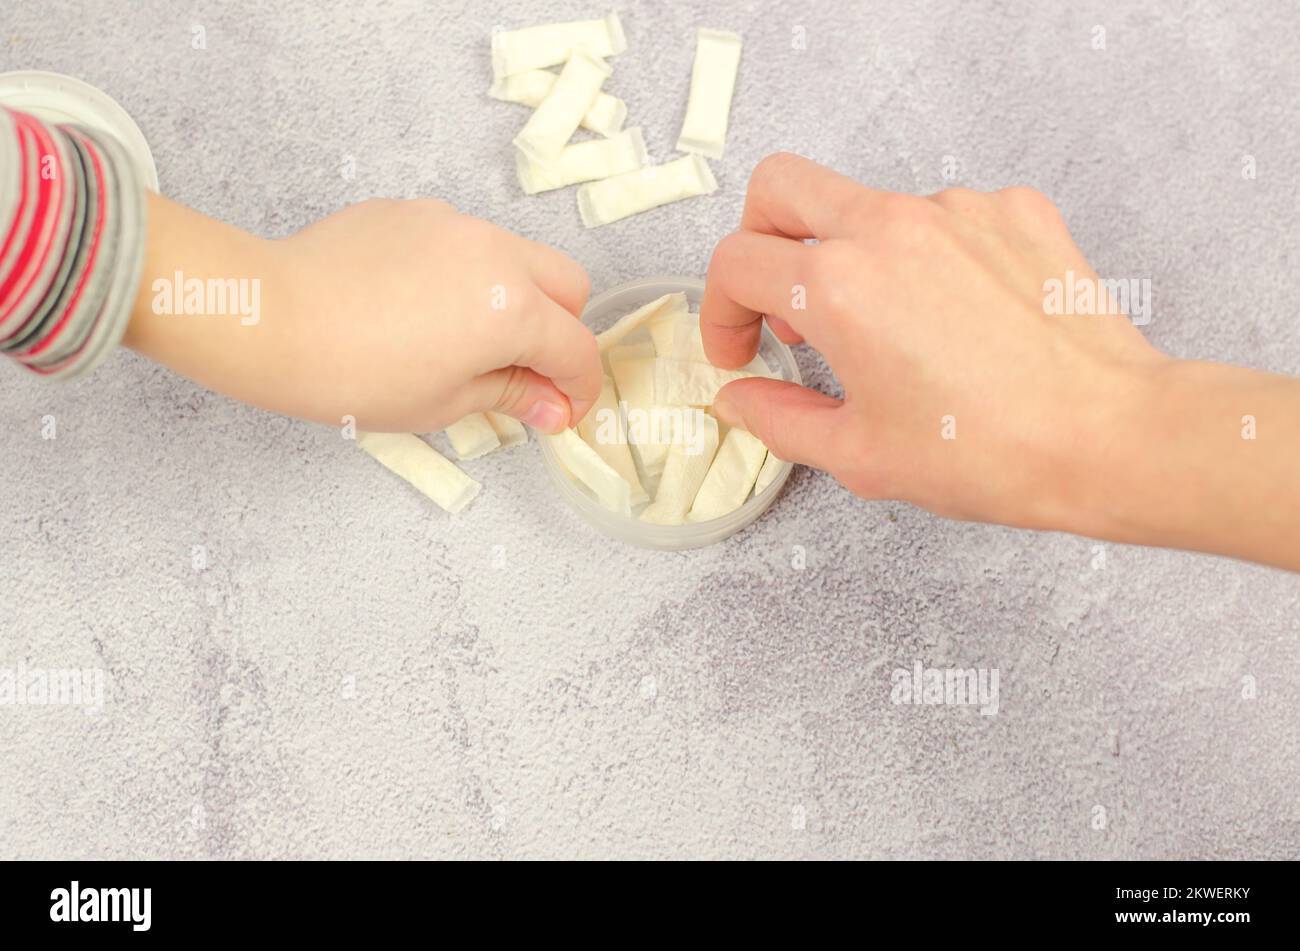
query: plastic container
539 275 800 550
0 71 160 191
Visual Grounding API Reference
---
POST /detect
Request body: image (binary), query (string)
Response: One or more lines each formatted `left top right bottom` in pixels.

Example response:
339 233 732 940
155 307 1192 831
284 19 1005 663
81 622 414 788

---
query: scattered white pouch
640 414 720 525
687 427 767 521
484 411 528 448
595 291 687 352
513 49 612 164
579 94 629 140
577 374 650 505
444 413 501 459
577 154 718 227
357 432 481 514
608 345 670 474
676 29 743 159
753 450 784 495
516 127 647 195
654 357 754 406
492 12 627 78
489 69 628 137
547 427 632 515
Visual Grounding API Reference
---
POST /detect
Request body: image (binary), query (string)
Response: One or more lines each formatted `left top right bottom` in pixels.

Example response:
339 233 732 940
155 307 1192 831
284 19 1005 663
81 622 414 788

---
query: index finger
700 153 876 367
741 152 883 239
701 230 813 368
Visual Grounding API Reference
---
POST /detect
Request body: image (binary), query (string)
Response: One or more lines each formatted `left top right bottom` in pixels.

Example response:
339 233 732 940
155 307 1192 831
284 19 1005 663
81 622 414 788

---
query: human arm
701 153 1300 571
124 191 600 433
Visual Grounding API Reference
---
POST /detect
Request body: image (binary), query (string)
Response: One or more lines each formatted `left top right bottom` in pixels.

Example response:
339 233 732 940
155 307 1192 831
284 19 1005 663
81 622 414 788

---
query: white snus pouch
491 12 627 79
595 291 688 352
513 49 613 164
577 154 718 227
489 69 628 137
484 411 528 448
687 427 767 521
357 432 481 514
444 413 501 459
516 127 647 195
577 374 650 505
669 310 709 363
653 358 754 406
640 414 720 525
547 427 633 515
608 344 670 475
676 29 742 160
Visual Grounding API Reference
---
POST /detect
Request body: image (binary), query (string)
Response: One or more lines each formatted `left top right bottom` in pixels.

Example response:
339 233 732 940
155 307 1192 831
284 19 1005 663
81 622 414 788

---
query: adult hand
702 153 1300 571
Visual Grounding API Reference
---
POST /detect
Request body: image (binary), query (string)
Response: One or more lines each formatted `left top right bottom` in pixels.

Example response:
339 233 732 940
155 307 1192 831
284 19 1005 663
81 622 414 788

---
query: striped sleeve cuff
0 105 147 380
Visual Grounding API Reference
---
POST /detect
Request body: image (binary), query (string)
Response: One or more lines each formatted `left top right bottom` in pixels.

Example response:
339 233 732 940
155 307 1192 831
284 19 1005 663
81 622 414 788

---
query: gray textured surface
2 0 1298 860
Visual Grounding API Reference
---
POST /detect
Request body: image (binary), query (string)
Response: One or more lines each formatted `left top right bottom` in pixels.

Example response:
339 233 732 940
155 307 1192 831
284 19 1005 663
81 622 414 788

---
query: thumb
466 365 573 434
712 377 844 469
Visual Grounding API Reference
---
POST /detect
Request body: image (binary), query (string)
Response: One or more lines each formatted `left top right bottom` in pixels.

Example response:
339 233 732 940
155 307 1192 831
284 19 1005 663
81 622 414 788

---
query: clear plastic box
538 275 801 550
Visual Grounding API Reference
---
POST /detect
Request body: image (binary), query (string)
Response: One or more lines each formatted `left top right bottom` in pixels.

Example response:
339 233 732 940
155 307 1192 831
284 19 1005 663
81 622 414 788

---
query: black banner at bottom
0 859 1287 939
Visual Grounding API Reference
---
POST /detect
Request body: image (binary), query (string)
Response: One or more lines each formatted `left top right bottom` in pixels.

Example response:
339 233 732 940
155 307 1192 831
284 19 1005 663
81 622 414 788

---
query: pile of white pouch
547 291 784 525
489 12 742 226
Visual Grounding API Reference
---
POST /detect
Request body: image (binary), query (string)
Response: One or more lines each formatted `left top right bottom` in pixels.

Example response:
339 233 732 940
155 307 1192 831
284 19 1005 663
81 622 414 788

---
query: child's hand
127 194 599 434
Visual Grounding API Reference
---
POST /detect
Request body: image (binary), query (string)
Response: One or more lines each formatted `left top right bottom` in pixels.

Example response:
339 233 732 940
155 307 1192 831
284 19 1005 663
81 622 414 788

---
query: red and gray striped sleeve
0 105 147 379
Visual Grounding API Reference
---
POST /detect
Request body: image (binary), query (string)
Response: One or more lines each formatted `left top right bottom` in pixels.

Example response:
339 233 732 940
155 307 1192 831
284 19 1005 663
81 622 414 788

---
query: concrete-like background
2 1 1297 859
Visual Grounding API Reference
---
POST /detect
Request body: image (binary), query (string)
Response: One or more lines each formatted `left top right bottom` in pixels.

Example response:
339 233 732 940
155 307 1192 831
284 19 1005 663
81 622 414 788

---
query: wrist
1044 352 1188 543
125 193 295 409
1055 354 1298 566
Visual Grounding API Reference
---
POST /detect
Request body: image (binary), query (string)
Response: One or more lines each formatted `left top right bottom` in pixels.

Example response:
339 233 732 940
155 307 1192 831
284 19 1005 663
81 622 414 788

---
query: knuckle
494 366 531 413
875 192 928 221
456 213 498 245
388 197 455 229
874 194 941 251
750 151 801 191
510 283 543 322
711 232 748 274
412 196 454 215
808 242 860 313
997 186 1058 219
930 186 984 210
488 279 533 323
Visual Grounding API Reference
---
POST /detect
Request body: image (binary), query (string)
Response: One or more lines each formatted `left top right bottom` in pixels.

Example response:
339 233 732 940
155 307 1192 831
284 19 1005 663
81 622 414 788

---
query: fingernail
521 400 567 432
